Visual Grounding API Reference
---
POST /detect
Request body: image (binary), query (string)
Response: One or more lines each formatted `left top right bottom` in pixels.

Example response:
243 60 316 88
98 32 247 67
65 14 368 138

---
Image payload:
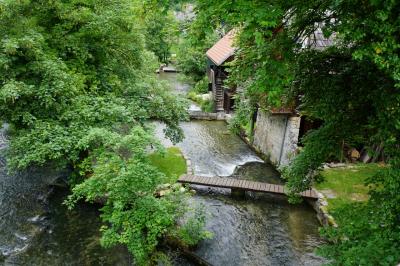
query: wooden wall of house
209 66 227 112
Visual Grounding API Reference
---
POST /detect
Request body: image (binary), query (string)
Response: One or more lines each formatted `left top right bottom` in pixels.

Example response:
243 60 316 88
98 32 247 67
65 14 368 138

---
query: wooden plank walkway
178 175 318 199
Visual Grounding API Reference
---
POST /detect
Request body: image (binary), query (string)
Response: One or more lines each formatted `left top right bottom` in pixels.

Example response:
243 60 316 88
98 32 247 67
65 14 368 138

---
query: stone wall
182 153 194 175
189 110 227 121
253 110 301 166
306 192 338 227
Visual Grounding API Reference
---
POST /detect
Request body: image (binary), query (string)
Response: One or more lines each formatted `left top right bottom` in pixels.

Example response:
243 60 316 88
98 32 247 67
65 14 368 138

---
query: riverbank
149 147 187 182
316 163 382 217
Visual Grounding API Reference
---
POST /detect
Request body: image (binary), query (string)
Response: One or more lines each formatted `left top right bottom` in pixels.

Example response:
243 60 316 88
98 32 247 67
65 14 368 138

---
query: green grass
315 163 383 210
148 147 187 183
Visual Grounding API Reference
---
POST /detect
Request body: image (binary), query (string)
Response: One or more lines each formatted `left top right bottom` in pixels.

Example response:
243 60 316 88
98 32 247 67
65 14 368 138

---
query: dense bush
319 199 400 265
193 76 209 94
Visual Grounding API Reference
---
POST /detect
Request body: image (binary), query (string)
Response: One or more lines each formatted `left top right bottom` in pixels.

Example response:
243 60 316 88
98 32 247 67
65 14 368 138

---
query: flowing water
157 72 201 111
157 72 192 95
155 72 326 266
0 72 325 266
0 126 131 265
155 121 325 266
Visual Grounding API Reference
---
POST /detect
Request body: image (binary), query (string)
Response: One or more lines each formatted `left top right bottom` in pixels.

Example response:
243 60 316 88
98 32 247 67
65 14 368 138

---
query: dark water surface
0 126 130 265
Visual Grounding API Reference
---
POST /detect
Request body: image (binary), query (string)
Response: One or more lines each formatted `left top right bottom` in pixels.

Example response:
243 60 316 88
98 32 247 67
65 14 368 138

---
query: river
154 120 325 265
155 72 326 266
0 72 325 266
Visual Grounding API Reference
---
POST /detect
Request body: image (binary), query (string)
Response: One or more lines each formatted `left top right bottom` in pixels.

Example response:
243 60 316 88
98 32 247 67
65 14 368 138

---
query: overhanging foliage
188 0 400 264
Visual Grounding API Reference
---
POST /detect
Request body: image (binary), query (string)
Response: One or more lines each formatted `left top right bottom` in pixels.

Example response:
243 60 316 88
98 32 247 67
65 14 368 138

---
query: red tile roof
206 30 237 66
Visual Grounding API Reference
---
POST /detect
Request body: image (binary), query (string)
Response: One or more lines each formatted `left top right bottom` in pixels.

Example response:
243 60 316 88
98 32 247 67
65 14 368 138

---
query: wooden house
206 30 237 113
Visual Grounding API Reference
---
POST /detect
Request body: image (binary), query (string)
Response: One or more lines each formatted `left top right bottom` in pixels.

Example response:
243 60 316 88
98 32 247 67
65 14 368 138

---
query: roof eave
206 51 235 66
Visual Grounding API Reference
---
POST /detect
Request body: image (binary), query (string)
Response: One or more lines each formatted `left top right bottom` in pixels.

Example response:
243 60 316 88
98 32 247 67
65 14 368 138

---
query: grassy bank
149 147 187 182
315 163 399 264
316 163 383 211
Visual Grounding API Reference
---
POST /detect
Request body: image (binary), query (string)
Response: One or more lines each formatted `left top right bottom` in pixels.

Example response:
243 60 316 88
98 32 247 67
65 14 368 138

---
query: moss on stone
148 147 187 183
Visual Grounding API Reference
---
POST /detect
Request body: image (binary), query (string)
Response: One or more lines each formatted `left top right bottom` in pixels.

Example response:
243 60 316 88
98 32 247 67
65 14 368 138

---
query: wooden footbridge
178 175 318 199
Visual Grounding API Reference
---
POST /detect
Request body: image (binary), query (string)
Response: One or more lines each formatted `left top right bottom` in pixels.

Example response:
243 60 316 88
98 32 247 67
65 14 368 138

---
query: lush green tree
175 30 217 82
284 2 400 264
0 0 209 264
191 0 293 103
175 4 218 82
0 0 186 169
65 126 191 264
138 1 179 64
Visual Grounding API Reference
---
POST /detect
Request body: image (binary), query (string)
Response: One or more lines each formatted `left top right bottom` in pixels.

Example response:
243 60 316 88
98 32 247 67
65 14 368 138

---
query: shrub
193 76 209 94
172 206 213 248
200 100 215 113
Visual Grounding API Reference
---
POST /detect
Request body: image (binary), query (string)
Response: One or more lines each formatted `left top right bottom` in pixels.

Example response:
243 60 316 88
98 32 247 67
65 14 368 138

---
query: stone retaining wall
253 110 300 167
182 153 194 175
189 111 228 121
307 190 338 227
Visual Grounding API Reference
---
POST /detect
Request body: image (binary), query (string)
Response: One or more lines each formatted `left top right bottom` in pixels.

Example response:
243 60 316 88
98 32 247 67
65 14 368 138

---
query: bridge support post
231 188 245 198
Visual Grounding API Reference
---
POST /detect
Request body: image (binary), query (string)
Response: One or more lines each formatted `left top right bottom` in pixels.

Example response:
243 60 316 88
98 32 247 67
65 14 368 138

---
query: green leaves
176 27 218 82
65 127 192 264
0 80 25 103
0 0 187 169
0 1 198 264
318 200 400 266
188 0 400 264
